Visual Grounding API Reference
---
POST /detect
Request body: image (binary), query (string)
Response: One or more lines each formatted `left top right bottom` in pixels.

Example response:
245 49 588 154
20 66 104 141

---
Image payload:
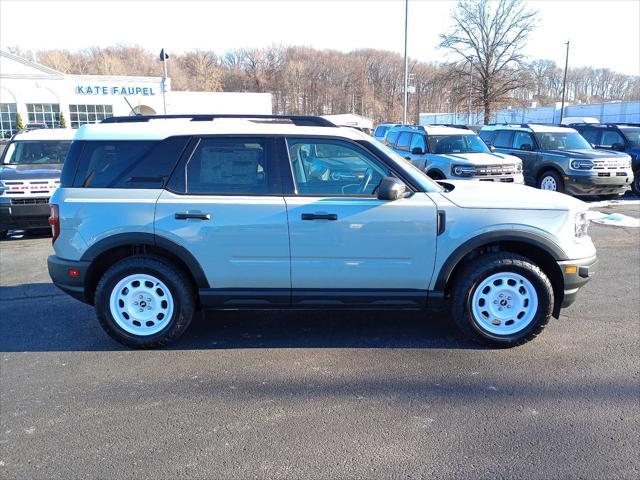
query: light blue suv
48 115 597 348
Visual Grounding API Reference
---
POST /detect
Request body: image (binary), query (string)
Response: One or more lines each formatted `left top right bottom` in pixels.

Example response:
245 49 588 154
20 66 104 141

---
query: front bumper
565 170 633 196
47 255 91 304
0 197 50 230
457 173 525 184
558 254 598 308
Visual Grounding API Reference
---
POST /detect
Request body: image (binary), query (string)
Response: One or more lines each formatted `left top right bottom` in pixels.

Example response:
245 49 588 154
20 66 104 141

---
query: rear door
510 131 539 184
283 137 438 307
155 136 291 307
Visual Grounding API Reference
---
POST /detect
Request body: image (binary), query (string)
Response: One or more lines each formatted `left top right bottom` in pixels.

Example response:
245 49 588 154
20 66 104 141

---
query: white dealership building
0 51 272 138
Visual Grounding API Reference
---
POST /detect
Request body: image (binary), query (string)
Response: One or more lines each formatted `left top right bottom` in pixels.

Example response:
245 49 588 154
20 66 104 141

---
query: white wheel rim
471 272 539 336
109 274 174 336
540 175 557 191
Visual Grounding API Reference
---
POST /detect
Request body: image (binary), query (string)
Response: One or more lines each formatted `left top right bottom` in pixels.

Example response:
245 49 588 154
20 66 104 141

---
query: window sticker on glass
199 147 260 185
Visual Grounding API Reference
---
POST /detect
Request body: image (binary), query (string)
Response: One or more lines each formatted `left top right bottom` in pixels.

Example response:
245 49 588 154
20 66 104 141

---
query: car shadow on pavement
0 283 483 352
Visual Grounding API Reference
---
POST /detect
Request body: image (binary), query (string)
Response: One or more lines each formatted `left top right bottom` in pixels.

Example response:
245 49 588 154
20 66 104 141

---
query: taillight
49 204 60 244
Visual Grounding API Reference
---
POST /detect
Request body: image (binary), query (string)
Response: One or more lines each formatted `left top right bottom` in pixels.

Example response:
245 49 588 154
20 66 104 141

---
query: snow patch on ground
587 211 640 227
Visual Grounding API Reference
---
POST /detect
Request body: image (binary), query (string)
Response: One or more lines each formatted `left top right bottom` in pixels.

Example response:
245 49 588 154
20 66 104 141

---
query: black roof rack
101 114 336 127
428 124 471 130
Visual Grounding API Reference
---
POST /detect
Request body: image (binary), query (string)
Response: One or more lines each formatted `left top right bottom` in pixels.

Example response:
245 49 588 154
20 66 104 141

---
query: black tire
94 255 196 349
598 193 622 201
0 230 7 240
451 253 553 347
632 172 640 196
538 170 564 193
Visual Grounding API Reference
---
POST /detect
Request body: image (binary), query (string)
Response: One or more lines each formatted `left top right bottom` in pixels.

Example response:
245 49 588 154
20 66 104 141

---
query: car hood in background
544 149 630 160
437 180 586 211
430 152 520 165
0 164 63 180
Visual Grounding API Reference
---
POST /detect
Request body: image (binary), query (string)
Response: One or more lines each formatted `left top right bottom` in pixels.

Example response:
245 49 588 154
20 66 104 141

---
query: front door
283 137 438 307
155 136 290 306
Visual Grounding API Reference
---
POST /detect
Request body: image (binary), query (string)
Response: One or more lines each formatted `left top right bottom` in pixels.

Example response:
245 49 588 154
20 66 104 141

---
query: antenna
122 96 138 116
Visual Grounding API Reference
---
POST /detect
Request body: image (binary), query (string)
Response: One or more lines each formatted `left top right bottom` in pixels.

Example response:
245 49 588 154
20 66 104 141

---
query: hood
438 180 587 211
544 149 630 160
0 164 62 180
431 152 520 165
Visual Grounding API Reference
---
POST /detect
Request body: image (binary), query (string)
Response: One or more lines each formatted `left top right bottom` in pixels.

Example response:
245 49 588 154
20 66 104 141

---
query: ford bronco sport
0 128 74 238
479 124 634 199
48 115 597 348
386 124 523 183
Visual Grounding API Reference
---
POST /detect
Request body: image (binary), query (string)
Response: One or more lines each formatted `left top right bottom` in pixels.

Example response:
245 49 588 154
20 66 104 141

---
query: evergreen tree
59 112 67 128
16 112 23 130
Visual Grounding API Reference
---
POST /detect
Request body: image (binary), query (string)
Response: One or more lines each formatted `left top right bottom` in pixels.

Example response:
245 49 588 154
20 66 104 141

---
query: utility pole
159 48 170 115
467 56 473 125
559 41 570 124
402 0 409 124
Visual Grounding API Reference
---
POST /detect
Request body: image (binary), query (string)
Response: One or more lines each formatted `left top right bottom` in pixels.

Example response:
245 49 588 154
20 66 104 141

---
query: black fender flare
80 232 209 288
434 230 567 291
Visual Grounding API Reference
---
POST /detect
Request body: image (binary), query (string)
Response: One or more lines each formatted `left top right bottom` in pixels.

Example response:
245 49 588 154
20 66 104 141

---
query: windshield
2 140 71 165
427 134 490 154
536 132 592 151
621 128 640 148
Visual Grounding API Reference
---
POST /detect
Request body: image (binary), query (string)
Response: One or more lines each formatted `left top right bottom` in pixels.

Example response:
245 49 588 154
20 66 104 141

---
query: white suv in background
385 125 524 183
48 115 595 349
0 128 74 238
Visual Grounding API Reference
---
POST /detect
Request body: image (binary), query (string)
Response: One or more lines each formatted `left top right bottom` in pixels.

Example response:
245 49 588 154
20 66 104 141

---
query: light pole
402 0 409 124
559 41 570 124
159 48 169 115
467 56 473 125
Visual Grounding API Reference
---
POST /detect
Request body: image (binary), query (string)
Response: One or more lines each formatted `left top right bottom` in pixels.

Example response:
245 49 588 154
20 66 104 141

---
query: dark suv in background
479 124 634 199
571 123 640 195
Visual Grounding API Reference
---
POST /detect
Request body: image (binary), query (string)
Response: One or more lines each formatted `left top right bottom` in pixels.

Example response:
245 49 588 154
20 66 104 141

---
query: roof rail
429 124 471 130
101 114 337 127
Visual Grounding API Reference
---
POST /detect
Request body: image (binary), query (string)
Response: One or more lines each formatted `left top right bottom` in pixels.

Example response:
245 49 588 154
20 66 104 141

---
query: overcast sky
1 0 638 75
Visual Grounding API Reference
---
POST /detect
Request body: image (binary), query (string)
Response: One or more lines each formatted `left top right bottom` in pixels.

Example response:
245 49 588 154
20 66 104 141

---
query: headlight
452 165 476 177
515 162 523 173
570 159 594 170
575 211 589 238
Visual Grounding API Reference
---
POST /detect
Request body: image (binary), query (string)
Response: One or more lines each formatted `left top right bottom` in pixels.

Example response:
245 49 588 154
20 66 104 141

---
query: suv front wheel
538 170 564 192
95 256 196 348
451 253 553 346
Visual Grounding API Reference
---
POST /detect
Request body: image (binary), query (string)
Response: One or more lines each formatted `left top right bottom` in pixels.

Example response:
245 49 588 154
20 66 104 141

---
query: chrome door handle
301 213 338 221
175 212 211 220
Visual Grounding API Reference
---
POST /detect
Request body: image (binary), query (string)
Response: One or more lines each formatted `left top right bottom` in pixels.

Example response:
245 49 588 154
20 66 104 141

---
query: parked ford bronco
386 125 524 183
48 115 597 348
0 128 74 238
479 124 634 199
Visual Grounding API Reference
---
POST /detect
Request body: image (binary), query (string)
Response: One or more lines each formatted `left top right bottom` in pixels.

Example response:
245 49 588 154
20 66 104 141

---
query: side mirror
520 143 533 151
489 145 496 152
377 177 407 201
411 147 424 155
611 143 625 151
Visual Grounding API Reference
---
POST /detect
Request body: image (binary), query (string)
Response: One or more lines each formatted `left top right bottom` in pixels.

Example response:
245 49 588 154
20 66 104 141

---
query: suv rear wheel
538 170 564 192
95 256 196 348
631 173 640 196
451 253 553 346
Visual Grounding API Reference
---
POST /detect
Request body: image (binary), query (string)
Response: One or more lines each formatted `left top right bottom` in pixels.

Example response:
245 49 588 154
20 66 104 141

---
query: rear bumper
0 198 50 230
565 171 633 196
558 254 597 308
47 255 90 304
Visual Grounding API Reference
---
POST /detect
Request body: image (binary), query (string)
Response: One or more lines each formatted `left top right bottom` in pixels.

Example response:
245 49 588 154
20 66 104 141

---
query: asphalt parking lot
0 200 639 479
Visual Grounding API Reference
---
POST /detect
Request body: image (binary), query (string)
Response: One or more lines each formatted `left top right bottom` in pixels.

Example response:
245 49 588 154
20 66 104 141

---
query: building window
26 103 60 128
69 104 113 128
0 103 18 139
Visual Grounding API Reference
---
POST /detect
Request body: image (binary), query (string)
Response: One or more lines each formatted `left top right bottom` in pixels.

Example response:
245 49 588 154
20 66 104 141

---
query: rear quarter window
70 137 189 188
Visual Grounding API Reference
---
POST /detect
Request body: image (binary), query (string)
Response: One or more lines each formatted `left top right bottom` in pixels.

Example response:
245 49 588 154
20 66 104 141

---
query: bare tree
440 0 537 123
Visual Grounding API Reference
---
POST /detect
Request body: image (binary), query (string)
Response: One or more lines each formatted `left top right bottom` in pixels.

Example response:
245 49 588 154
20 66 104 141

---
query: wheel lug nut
133 301 138 305
139 308 143 312
498 307 503 311
493 300 498 304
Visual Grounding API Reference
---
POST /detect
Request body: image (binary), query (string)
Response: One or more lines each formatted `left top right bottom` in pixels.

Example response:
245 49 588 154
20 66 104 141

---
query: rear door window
493 130 514 148
512 132 535 150
385 130 400 147
579 128 601 145
181 137 279 195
